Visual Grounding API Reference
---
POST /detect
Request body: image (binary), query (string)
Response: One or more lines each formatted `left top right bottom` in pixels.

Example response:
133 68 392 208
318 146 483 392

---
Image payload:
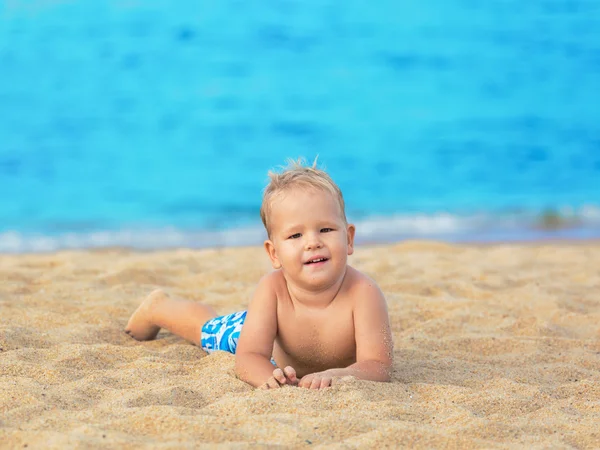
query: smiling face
264 187 355 292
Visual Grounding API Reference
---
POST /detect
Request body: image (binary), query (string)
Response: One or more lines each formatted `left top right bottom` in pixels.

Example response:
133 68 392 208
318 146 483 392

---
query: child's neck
285 268 348 309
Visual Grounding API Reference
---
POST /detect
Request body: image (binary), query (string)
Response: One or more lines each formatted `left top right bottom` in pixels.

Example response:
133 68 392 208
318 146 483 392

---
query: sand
1 241 599 449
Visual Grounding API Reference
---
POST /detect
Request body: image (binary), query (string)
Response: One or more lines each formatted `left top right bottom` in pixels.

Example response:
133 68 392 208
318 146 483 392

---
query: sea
1 0 599 252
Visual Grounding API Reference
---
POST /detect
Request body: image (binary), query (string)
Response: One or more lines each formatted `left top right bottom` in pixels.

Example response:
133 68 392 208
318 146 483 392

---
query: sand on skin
1 241 599 449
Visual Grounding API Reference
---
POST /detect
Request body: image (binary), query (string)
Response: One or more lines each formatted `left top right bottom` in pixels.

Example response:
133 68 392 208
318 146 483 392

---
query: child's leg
125 289 217 344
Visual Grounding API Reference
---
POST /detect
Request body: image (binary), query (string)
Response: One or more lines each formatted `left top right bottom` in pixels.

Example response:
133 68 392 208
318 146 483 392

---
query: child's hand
298 370 333 389
259 366 299 389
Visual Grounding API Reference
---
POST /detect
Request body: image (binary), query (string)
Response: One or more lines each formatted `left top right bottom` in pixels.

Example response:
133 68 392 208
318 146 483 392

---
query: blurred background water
0 0 599 252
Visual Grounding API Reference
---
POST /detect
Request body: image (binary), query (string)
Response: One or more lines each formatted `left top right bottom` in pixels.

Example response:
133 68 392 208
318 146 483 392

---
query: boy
126 159 393 389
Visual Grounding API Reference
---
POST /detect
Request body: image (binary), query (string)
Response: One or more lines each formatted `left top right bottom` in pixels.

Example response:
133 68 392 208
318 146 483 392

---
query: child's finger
272 368 287 384
298 374 313 389
319 377 332 389
309 377 322 390
264 376 281 389
283 366 298 384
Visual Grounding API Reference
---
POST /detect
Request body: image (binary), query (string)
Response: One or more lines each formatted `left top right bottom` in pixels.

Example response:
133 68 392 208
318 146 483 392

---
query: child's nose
305 234 323 250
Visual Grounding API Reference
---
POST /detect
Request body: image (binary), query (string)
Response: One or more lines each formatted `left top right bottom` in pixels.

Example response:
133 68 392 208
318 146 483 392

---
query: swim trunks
200 311 247 354
200 311 276 366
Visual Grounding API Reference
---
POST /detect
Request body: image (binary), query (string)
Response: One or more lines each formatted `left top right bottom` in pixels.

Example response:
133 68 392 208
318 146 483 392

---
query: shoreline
2 209 599 253
1 235 599 257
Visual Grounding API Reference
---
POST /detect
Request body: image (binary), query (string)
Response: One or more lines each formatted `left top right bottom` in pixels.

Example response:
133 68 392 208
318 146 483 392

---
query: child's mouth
305 257 329 265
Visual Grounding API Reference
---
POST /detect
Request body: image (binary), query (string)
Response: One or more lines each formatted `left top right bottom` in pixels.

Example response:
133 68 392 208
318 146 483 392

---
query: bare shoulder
248 271 280 307
343 266 386 303
250 270 291 310
258 269 287 295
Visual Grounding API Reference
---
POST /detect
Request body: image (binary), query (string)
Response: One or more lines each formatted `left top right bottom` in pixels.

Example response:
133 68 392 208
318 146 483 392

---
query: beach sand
1 241 599 449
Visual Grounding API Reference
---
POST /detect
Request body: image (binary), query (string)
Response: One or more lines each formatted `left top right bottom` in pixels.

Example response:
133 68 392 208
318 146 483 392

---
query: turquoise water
1 1 599 252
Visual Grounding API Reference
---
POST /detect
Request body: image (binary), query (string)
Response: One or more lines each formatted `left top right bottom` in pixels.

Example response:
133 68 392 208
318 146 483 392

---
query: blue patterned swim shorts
200 311 247 354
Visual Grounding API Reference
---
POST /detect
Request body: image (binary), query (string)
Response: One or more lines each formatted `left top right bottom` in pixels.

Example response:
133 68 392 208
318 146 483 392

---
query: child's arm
299 282 394 389
234 274 281 388
342 281 394 379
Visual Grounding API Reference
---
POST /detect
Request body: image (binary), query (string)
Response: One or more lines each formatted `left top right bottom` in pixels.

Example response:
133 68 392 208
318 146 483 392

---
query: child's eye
320 228 334 233
288 233 302 239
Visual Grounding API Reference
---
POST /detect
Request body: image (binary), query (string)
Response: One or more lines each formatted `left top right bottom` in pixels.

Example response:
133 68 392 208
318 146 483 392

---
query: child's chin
304 273 338 287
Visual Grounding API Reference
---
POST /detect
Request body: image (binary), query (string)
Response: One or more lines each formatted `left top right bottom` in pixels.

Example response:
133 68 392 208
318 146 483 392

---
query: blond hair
260 157 347 236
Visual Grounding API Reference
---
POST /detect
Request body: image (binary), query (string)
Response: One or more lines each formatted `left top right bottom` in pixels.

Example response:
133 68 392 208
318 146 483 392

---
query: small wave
0 227 268 253
1 206 599 253
354 205 600 243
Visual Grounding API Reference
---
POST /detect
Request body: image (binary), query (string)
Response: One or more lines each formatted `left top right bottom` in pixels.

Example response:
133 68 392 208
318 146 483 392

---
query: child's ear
264 239 282 269
346 224 356 256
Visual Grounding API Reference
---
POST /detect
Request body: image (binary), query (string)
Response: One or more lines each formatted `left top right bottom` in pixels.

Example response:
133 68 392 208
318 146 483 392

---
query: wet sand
1 241 599 448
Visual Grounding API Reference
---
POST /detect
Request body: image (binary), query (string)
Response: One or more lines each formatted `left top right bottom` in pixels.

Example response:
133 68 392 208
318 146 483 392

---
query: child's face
264 187 355 291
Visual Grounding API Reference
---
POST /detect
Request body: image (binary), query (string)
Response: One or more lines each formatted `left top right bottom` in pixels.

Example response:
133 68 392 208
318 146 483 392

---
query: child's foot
125 289 165 340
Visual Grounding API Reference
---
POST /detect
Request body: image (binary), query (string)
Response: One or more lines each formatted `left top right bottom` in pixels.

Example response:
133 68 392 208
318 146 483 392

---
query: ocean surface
1 0 599 252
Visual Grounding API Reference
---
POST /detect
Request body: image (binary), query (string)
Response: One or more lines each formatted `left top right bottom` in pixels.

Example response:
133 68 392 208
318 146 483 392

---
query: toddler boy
126 159 393 389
